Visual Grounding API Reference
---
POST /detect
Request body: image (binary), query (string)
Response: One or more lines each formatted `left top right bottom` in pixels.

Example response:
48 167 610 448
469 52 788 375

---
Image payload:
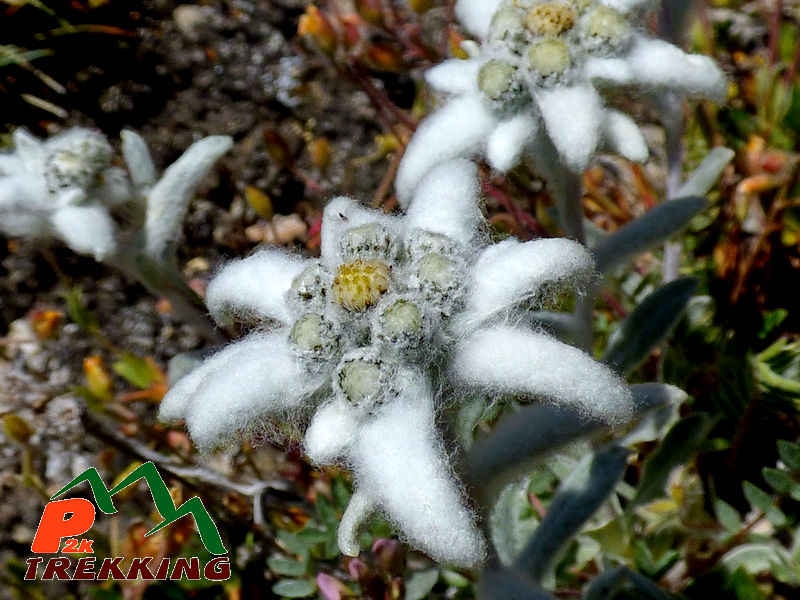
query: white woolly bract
12 129 45 166
425 58 483 96
337 489 376 557
625 36 727 101
602 110 648 163
180 332 320 452
160 333 284 422
0 179 49 237
304 400 358 465
395 95 497 205
452 326 633 424
455 0 503 40
535 84 604 173
458 238 595 329
121 129 157 189
145 135 233 259
351 371 487 567
487 113 539 173
320 197 400 268
50 205 118 261
599 0 654 13
205 249 307 326
402 159 482 246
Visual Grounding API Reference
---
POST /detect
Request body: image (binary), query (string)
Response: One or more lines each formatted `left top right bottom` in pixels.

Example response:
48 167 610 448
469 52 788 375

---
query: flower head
0 129 124 260
160 159 634 567
395 0 727 204
0 127 232 262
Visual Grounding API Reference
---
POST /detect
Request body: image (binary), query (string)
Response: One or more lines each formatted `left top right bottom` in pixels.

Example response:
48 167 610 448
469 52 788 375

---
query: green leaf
62 286 99 333
112 353 160 389
467 404 607 497
515 445 629 583
490 478 542 565
778 440 800 471
722 543 792 576
441 570 470 588
603 278 698 375
405 569 439 600
634 540 679 579
743 482 787 527
478 568 555 600
621 384 686 446
267 557 308 577
271 579 316 598
631 414 714 507
276 531 311 556
763 467 794 495
715 499 743 533
315 494 338 527
676 147 735 198
725 567 767 600
593 196 708 273
296 527 330 545
331 477 351 510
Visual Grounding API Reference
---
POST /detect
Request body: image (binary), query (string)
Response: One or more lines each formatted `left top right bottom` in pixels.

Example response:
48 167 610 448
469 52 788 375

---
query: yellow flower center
332 259 390 311
525 2 576 37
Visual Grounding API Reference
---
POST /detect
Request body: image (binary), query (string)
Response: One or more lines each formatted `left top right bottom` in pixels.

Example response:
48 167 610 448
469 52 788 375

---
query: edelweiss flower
0 127 232 262
395 0 727 203
0 129 124 260
159 160 633 567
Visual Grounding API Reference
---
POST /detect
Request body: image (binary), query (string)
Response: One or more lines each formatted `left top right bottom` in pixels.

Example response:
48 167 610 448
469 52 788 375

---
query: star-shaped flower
0 127 232 263
395 0 727 203
0 128 125 260
159 159 634 567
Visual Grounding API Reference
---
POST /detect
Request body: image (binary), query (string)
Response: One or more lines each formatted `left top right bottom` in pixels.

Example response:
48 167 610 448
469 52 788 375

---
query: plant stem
661 92 686 283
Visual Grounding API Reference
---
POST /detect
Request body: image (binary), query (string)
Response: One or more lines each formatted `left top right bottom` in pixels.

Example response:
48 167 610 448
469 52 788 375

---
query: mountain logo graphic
30 461 226 556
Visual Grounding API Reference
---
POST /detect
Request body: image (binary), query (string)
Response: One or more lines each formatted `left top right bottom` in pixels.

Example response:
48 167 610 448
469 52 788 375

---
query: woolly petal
159 335 273 422
455 0 504 40
535 84 603 173
403 159 482 246
584 56 634 87
452 326 633 424
623 36 727 101
337 489 377 557
424 58 483 95
457 238 595 329
320 196 400 267
121 129 157 189
145 135 233 258
180 332 320 451
395 94 498 205
304 400 359 465
0 178 49 237
0 154 24 176
602 110 648 163
487 113 539 173
50 204 117 261
205 249 308 326
351 370 486 567
12 128 45 170
97 167 133 207
599 0 653 13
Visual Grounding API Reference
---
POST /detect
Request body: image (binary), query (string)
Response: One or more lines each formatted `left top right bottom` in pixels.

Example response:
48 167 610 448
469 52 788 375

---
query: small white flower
160 160 634 567
0 129 119 260
396 0 727 204
0 127 232 263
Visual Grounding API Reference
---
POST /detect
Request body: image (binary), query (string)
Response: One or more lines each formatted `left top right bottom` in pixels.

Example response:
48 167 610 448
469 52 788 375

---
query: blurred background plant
0 0 799 599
